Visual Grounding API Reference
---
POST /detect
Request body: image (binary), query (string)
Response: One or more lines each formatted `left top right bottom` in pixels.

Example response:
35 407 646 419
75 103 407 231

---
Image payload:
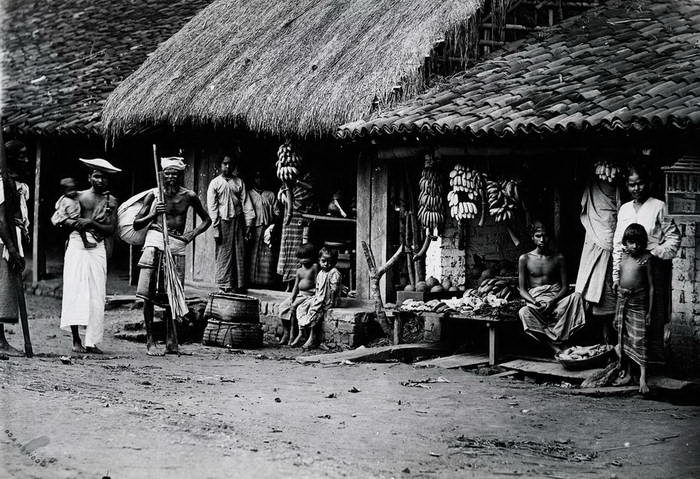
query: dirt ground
1 295 699 479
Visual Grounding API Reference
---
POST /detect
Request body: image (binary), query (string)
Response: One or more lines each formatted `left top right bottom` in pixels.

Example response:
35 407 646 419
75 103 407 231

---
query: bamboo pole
32 141 41 284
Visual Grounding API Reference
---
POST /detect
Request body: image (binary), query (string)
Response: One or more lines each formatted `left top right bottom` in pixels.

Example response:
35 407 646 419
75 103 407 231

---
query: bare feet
289 332 304 347
279 331 290 345
146 343 165 357
301 336 316 350
639 366 649 394
612 370 632 386
85 346 103 354
71 344 87 354
0 343 24 357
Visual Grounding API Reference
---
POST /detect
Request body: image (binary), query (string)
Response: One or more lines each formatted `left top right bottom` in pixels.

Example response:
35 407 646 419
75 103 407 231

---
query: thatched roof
339 0 700 140
102 0 483 139
1 0 212 136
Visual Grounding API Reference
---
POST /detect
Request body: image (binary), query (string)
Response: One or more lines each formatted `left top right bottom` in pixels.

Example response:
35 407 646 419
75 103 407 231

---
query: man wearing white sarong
59 159 120 354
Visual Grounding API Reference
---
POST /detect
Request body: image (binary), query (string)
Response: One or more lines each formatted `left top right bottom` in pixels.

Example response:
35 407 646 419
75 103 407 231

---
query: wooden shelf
301 213 357 224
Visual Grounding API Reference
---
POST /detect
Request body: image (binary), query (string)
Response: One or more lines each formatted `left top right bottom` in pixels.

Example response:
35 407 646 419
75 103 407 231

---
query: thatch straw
102 0 483 139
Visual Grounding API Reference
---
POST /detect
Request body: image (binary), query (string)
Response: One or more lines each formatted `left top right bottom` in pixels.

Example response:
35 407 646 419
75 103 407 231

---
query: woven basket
202 320 263 349
204 293 260 324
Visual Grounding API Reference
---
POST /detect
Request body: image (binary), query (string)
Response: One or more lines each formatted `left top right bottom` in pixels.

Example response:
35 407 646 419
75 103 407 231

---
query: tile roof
1 0 211 136
338 0 700 140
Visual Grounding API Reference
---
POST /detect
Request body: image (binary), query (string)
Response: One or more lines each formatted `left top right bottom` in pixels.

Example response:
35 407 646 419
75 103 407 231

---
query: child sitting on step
278 243 318 344
291 247 341 349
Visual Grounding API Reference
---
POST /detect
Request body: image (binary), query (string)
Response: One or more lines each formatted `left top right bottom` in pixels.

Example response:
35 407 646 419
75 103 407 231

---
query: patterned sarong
248 224 277 287
215 217 246 290
519 284 587 343
298 268 341 328
277 218 304 283
0 245 19 324
615 286 648 367
278 290 313 322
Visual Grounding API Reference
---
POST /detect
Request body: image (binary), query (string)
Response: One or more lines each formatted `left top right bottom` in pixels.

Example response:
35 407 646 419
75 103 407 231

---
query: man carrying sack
134 156 211 356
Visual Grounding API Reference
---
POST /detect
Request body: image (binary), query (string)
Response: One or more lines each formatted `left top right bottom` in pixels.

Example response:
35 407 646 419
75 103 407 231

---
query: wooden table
446 312 519 365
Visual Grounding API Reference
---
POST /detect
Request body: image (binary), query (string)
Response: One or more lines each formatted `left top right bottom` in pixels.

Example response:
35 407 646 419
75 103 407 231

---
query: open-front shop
341 0 700 378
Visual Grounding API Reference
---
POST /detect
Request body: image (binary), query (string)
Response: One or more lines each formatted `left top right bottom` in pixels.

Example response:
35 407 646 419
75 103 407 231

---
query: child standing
51 178 96 249
278 243 318 344
613 223 654 393
291 247 341 349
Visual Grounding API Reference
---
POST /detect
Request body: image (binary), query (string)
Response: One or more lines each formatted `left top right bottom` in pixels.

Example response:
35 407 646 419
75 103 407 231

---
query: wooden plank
355 152 372 299
31 140 41 284
565 386 639 397
414 353 489 369
500 359 602 381
488 326 498 365
370 155 389 301
296 343 448 365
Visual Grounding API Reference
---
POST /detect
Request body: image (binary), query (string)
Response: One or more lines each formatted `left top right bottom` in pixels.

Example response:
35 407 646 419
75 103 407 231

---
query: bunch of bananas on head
447 164 481 221
486 178 520 223
276 141 302 182
417 155 444 231
594 161 620 183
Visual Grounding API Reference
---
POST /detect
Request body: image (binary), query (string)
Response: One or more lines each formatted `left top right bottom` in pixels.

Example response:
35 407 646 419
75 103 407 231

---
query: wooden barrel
204 293 259 324
202 321 263 349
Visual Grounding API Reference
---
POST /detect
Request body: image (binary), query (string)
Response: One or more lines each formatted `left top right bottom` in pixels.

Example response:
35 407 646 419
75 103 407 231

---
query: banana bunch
276 141 302 182
486 178 520 223
477 277 517 300
418 155 444 231
594 161 620 183
447 164 481 221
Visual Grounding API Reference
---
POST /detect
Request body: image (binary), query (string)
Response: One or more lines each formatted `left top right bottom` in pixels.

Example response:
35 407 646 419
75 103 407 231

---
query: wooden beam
32 141 42 284
355 152 372 299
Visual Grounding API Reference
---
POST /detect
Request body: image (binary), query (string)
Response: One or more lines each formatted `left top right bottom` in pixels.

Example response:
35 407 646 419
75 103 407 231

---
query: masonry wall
668 219 700 377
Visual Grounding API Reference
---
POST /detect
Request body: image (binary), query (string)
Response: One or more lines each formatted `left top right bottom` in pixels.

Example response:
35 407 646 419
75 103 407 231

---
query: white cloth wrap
143 228 187 255
59 232 106 347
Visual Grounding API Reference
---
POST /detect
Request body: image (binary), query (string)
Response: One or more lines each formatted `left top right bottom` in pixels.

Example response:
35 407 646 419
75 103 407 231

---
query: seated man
517 221 586 353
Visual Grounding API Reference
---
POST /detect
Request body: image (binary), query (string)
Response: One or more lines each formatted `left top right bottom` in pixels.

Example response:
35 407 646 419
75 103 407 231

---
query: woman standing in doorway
612 164 680 366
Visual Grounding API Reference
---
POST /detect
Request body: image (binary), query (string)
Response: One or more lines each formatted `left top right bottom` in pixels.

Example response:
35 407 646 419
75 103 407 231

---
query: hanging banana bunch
276 141 302 183
447 164 481 222
486 178 520 223
594 160 620 183
417 154 444 233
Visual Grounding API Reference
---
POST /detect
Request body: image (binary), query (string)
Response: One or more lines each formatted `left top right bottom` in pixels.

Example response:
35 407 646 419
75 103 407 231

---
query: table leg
488 324 498 365
393 314 403 345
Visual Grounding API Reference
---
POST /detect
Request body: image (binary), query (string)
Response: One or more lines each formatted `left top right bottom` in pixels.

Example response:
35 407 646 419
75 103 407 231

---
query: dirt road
1 295 699 478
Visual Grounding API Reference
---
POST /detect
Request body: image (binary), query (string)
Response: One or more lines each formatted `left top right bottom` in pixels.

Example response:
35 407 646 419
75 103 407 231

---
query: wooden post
488 322 498 366
355 153 372 299
32 141 42 284
553 186 561 243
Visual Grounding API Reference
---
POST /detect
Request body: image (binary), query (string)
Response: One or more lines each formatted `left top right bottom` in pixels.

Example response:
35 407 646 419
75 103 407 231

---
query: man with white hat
59 158 120 355
133 157 211 356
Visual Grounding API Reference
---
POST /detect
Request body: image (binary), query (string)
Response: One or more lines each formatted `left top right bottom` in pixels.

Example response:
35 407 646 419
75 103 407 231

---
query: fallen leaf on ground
325 393 337 398
429 452 441 457
348 387 360 393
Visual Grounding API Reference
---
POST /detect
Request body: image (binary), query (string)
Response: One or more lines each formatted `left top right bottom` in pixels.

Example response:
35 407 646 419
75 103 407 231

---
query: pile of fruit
399 299 450 313
447 164 482 221
486 178 520 223
557 344 612 361
418 155 444 232
474 277 518 300
403 276 459 293
594 161 621 183
276 141 302 182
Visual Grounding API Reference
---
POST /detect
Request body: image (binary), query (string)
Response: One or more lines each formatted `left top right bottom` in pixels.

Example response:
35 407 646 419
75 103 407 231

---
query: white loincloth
59 232 107 347
143 228 187 255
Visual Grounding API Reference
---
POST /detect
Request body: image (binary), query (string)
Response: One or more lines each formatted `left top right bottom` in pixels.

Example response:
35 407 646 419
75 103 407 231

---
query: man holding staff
59 158 119 354
0 141 28 356
134 157 211 356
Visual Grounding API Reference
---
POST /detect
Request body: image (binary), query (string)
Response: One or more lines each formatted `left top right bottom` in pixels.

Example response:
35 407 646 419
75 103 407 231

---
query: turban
161 157 185 171
79 158 122 173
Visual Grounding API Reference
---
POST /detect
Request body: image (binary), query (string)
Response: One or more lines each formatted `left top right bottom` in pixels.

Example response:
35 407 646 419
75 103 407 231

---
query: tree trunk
362 241 403 336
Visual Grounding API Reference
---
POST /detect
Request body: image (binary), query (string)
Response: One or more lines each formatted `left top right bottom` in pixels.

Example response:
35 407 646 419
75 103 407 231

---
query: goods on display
418 155 444 232
594 161 621 183
556 344 613 361
475 277 518 300
447 164 482 222
486 178 520 223
276 141 302 182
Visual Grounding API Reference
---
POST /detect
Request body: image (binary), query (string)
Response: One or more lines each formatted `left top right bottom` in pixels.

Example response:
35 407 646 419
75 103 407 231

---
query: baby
51 178 96 249
291 247 341 349
278 243 319 344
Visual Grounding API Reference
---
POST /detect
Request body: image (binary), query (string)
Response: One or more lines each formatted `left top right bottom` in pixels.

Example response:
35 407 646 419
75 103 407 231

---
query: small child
291 247 342 349
51 178 96 249
278 243 319 345
613 223 654 393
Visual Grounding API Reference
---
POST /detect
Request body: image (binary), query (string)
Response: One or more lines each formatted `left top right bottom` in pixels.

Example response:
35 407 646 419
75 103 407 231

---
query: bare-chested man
60 159 120 355
518 221 586 353
134 157 211 356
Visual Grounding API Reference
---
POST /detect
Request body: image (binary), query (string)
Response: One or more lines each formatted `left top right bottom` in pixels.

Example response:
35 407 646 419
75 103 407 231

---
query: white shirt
612 197 680 282
206 175 255 226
